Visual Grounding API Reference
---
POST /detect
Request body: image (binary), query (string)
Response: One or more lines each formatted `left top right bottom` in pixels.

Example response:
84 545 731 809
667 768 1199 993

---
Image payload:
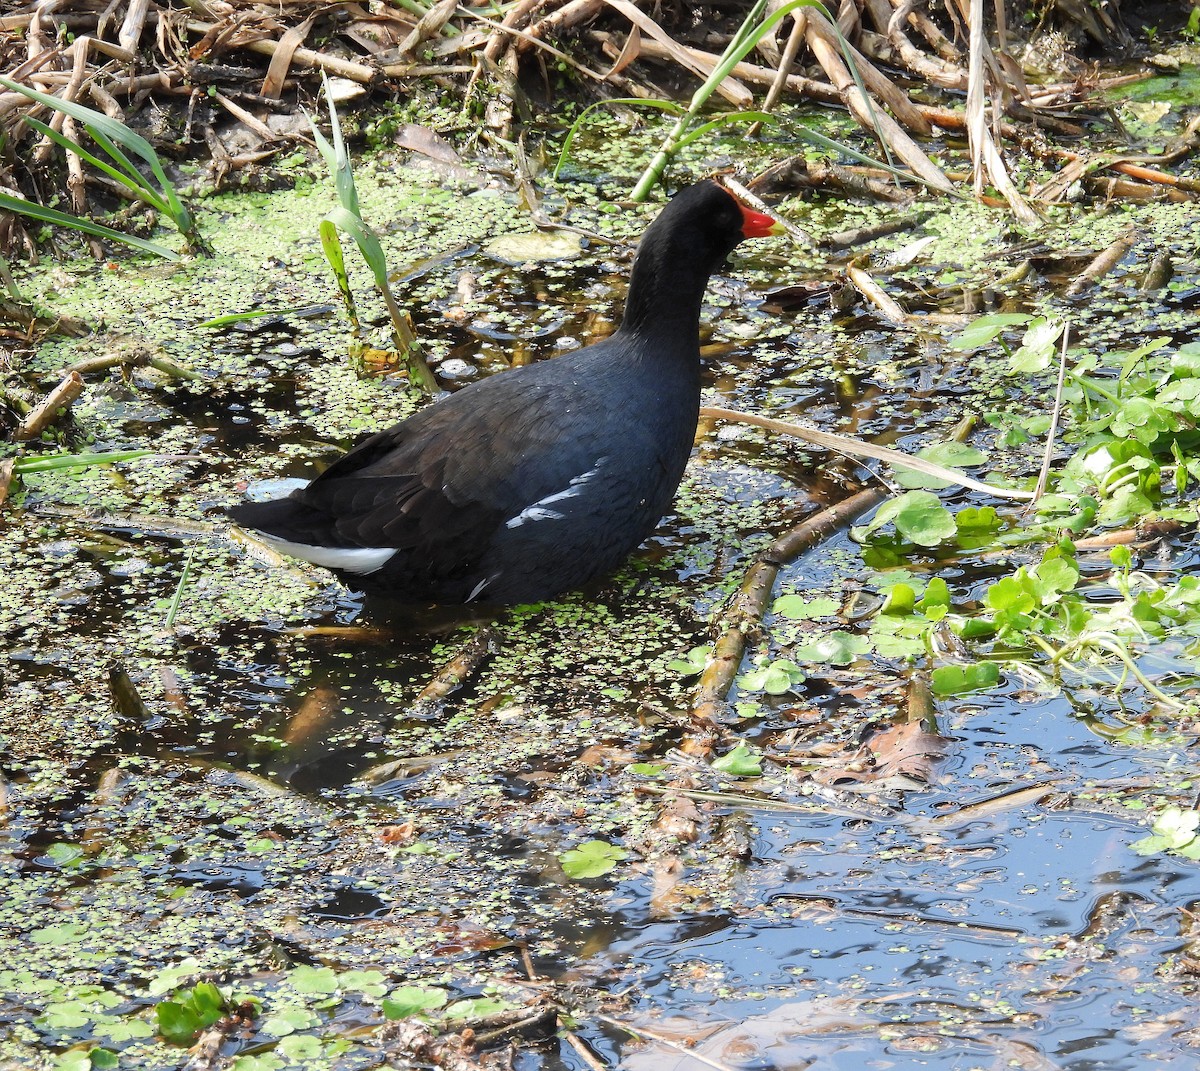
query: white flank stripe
251 533 397 575
504 462 604 530
466 575 497 602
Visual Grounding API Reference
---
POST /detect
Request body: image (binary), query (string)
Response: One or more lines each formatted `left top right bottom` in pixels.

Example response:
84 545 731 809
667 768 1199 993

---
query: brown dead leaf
577 744 637 767
811 721 950 787
654 792 702 842
868 721 950 780
649 855 684 908
340 12 414 54
394 123 463 164
378 820 417 845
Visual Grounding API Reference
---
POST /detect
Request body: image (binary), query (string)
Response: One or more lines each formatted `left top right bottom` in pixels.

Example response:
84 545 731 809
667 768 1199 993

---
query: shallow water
3 140 1200 1068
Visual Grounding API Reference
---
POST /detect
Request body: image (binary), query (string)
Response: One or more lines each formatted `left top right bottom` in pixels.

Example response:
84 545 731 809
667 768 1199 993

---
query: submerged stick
1065 226 1139 297
66 348 202 380
15 371 84 441
821 209 933 248
409 626 499 720
1072 518 1188 551
846 263 908 326
36 505 215 539
0 295 87 337
229 525 323 585
906 674 936 728
690 484 886 730
690 560 784 733
700 406 1034 501
689 414 982 728
561 1029 607 1071
926 780 1065 826
82 767 131 856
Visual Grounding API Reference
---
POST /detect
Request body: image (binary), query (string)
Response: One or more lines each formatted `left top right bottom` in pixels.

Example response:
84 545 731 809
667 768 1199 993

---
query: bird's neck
618 243 719 346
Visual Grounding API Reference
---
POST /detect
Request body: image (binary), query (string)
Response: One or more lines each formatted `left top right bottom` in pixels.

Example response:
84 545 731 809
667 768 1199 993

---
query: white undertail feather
249 533 398 575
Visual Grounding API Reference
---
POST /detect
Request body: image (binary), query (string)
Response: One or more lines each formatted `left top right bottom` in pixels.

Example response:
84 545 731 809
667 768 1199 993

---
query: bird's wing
292 376 608 551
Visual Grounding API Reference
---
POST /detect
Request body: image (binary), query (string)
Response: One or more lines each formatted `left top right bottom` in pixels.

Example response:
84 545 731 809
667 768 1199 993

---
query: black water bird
230 180 782 603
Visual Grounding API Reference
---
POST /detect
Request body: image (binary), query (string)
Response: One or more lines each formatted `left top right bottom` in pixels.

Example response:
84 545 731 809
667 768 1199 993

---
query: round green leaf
444 997 510 1020
794 632 870 666
382 986 448 1020
948 313 1031 350
892 491 957 547
712 742 763 777
931 662 1000 696
560 840 628 879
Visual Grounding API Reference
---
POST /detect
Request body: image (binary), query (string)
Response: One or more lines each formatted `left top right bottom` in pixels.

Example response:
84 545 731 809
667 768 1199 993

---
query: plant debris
1 0 1194 256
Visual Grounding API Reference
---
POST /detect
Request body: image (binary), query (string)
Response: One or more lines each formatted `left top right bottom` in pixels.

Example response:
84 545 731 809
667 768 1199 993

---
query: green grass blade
13 449 153 474
320 210 436 393
21 115 168 213
828 17 894 171
0 74 194 236
196 307 327 328
165 543 196 629
706 0 826 87
115 127 190 228
630 0 830 199
324 206 389 290
305 108 358 216
792 126 964 196
318 217 360 327
724 0 771 54
320 71 359 215
306 109 338 173
553 97 686 180
676 112 777 148
0 192 179 260
0 75 164 182
78 121 151 188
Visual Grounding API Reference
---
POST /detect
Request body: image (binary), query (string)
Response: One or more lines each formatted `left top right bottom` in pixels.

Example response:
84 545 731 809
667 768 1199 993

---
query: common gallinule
231 180 782 603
